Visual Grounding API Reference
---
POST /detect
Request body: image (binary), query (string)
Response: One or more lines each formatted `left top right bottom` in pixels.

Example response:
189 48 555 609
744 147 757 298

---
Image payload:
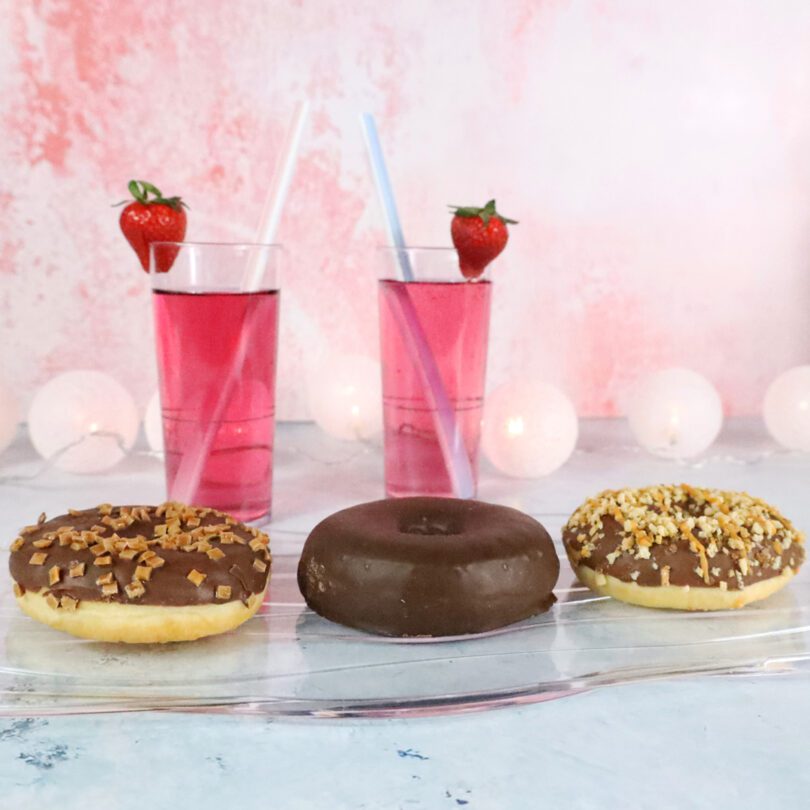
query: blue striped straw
361 113 414 283
360 113 476 498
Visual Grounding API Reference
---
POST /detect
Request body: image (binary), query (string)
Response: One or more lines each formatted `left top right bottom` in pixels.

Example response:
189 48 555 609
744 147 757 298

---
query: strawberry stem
448 199 518 225
125 179 187 211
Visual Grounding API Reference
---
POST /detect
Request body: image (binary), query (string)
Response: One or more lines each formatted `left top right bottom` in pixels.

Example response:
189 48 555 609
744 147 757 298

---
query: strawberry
118 180 187 273
449 199 517 280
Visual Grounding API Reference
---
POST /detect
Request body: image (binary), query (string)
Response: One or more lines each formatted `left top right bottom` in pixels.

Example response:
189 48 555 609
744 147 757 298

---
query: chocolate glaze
9 504 270 607
298 497 559 637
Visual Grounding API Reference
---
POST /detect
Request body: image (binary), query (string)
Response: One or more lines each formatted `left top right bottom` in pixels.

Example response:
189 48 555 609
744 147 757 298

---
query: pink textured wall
2 0 810 418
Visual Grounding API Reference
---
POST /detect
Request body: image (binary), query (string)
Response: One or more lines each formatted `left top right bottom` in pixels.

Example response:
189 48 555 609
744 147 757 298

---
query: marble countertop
1 420 809 808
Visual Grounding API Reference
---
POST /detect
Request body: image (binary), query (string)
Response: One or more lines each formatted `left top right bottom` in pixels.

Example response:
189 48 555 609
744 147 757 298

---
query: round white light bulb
627 368 723 459
0 383 20 457
28 370 140 473
144 390 164 453
482 381 579 477
763 365 810 451
307 353 383 441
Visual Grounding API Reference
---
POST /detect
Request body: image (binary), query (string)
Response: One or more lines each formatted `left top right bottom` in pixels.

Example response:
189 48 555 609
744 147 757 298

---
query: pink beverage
152 289 279 521
379 279 491 497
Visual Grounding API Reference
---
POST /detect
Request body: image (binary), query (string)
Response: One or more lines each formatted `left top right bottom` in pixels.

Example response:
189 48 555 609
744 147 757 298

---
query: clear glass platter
2 535 809 718
2 420 809 718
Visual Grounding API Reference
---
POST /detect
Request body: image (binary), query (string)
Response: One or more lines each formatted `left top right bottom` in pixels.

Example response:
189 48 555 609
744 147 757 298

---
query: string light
627 368 723 459
307 353 382 441
763 366 810 451
27 370 140 473
0 383 19 457
482 381 578 477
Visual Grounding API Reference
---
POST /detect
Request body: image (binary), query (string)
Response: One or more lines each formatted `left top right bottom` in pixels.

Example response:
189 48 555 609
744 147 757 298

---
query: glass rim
150 240 284 250
376 244 491 282
375 245 455 253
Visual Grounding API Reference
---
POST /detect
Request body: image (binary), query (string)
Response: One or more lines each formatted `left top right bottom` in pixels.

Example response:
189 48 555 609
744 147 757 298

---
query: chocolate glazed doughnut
298 497 559 637
9 502 271 643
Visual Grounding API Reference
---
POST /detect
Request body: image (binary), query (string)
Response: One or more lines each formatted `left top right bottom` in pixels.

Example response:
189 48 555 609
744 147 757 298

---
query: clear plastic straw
171 102 310 507
360 113 475 498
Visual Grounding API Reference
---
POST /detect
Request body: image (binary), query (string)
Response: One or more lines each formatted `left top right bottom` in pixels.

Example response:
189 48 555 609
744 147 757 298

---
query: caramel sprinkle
29 552 48 566
61 596 78 611
125 581 146 599
68 562 86 578
48 565 61 586
187 569 206 587
10 537 24 553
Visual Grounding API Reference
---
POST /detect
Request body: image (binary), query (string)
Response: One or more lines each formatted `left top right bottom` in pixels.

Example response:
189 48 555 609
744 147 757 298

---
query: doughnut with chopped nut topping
563 484 804 610
8 502 270 642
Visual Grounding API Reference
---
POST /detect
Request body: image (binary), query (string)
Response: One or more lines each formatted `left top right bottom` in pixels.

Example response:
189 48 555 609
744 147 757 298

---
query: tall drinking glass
150 242 281 522
378 248 491 498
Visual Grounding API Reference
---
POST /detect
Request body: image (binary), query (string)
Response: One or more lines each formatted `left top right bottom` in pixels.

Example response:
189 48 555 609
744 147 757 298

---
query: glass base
385 485 477 500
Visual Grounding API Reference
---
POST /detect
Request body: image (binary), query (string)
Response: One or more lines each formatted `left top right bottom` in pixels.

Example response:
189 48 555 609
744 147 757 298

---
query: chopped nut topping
32 538 54 549
206 548 226 561
9 537 24 552
98 503 113 515
13 582 24 598
45 593 60 609
101 582 119 596
96 572 114 586
38 511 47 524
89 543 106 557
48 566 61 586
134 565 152 581
69 562 86 578
145 556 165 569
29 552 48 566
95 555 113 566
252 558 268 573
249 537 269 552
187 569 206 587
139 549 156 562
215 585 232 600
119 548 138 560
